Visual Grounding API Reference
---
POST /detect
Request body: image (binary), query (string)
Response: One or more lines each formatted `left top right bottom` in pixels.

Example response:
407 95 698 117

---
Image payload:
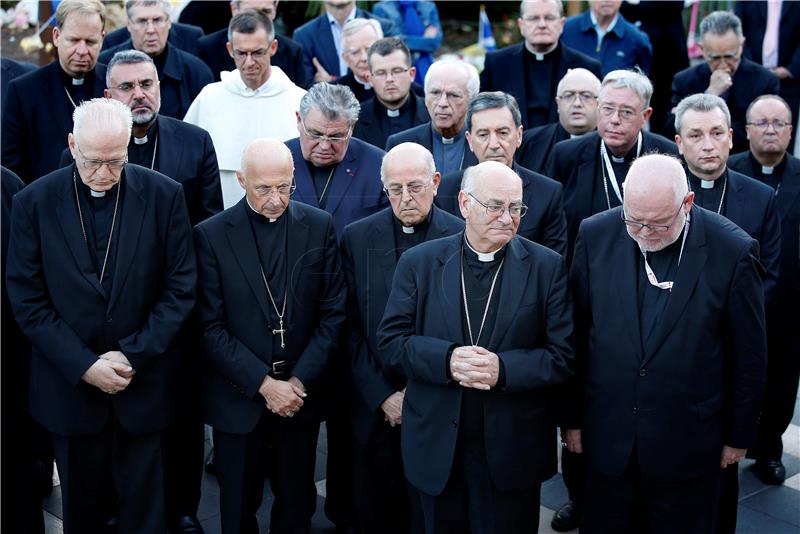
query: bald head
623 154 693 252
556 68 601 134
381 143 439 226
237 139 295 219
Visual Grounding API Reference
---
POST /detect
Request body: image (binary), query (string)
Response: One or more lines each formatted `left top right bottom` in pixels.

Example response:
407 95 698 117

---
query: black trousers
714 466 739 534
1 414 45 534
213 406 320 534
560 446 584 508
51 417 167 534
581 461 724 534
324 366 355 528
417 447 541 534
351 421 423 534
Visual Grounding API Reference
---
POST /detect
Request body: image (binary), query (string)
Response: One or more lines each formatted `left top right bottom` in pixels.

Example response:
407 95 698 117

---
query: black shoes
755 460 786 485
172 515 204 534
551 500 580 532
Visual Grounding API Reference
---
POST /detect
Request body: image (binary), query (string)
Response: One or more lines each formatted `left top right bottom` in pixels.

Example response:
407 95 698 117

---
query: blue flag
478 5 496 51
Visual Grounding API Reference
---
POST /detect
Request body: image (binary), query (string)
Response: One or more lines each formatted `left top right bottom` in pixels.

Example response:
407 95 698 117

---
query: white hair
72 98 133 147
424 59 480 99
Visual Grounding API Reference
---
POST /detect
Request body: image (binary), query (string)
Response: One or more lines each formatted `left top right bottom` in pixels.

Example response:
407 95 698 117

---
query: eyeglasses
77 145 127 171
111 79 157 93
131 16 168 29
521 15 560 24
468 192 527 218
704 50 740 61
300 120 351 144
598 104 641 122
558 91 597 103
232 48 270 61
372 67 410 80
621 198 686 233
746 120 790 132
253 183 296 197
384 182 430 197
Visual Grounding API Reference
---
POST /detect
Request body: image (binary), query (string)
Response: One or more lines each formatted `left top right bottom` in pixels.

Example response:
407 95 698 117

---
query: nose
131 84 146 98
75 40 89 55
436 92 449 106
497 207 513 224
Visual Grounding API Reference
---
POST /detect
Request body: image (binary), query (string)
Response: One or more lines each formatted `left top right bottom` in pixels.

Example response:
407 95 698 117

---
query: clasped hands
260 375 306 418
450 345 500 390
82 351 135 395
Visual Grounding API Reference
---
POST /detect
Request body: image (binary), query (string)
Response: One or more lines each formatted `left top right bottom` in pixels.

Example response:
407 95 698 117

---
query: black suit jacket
60 115 223 226
516 122 572 175
0 58 36 104
544 131 679 257
479 42 602 129
336 71 424 103
341 206 464 445
385 122 478 172
668 59 780 153
99 41 213 120
438 163 568 256
1 62 108 182
5 164 197 436
568 206 766 480
353 94 429 149
728 152 800 324
286 136 388 241
194 200 346 434
377 233 574 495
197 29 310 88
102 22 205 57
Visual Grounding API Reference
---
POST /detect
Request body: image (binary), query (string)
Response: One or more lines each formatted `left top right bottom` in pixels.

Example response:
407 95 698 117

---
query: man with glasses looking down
378 160 574 533
566 153 766 533
341 143 463 534
184 9 306 208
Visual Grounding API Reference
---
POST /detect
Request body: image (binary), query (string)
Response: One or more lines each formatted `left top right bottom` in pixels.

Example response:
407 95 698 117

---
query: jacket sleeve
540 184 569 257
198 131 224 222
0 80 28 180
118 186 197 370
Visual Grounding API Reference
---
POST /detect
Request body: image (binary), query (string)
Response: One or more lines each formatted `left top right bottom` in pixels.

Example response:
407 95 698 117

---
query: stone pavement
43 398 800 533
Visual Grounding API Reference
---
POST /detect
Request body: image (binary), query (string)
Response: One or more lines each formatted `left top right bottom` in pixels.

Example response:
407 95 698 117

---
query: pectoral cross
272 318 286 349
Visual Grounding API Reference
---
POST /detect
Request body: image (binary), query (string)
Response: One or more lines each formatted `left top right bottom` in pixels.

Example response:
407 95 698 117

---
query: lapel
285 201 311 326
224 200 273 324
509 45 527 127
643 207 708 365
438 235 465 344
778 158 800 223
318 17 339 74
610 222 644 362
368 210 398 295
487 238 530 349
723 170 747 224
54 167 106 299
290 145 320 209
323 143 360 216
45 62 74 138
107 167 147 311
154 116 183 178
413 95 430 124
574 135 600 220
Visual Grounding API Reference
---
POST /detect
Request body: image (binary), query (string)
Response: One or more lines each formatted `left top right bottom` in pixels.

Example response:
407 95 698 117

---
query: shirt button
639 369 647 377
633 407 638 415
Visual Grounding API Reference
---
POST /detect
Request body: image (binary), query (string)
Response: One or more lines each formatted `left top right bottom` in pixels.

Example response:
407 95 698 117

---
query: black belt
270 359 292 377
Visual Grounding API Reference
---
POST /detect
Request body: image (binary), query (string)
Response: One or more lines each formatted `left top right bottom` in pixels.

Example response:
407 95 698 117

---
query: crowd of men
1 1 798 534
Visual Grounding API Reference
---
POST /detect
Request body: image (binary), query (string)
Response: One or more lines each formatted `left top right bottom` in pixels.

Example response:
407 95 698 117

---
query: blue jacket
562 11 652 75
372 1 442 54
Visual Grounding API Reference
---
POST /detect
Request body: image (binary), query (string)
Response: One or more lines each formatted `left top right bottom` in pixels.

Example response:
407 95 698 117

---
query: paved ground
44 398 800 533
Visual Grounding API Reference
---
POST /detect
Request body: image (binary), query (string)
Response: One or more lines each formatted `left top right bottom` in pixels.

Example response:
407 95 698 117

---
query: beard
628 217 687 253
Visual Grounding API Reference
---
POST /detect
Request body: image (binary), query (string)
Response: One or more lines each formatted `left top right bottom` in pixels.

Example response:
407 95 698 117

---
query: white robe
184 66 306 208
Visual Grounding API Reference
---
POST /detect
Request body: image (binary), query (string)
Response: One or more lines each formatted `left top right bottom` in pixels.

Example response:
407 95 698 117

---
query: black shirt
688 170 727 216
60 67 95 108
127 119 159 170
747 152 785 191
523 44 560 128
306 160 337 210
591 142 637 215
379 95 417 139
392 208 432 261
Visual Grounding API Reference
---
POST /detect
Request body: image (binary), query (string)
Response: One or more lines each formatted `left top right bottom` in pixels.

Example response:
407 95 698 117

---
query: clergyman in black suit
341 143 463 534
516 67 600 175
437 91 568 256
479 0 601 130
1 0 108 182
378 161 574 533
6 98 197 534
195 139 346 534
353 37 429 150
196 0 309 87
729 95 800 486
566 154 766 533
385 59 479 175
102 21 204 58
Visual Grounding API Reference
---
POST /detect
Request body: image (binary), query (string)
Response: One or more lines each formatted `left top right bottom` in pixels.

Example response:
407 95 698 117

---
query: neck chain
146 133 159 170
64 86 78 109
318 164 337 205
72 170 121 286
692 171 728 214
601 132 642 209
259 265 288 349
460 241 505 346
641 214 690 292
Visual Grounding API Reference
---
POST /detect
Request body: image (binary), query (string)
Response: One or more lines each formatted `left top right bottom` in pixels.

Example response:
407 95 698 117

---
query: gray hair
674 93 731 133
600 68 653 108
460 161 522 196
72 98 133 147
745 94 793 124
556 68 602 96
466 91 522 131
519 0 563 18
56 0 106 29
106 49 156 88
299 83 361 124
380 143 436 183
125 0 170 20
424 59 480 99
341 18 383 47
700 11 743 41
228 9 274 43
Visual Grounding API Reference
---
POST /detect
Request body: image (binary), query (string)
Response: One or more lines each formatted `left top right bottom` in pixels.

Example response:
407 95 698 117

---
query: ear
431 172 441 195
675 134 684 155
269 37 278 56
236 170 247 190
226 41 234 59
642 107 653 122
68 133 78 160
465 130 474 152
52 26 61 47
104 88 112 98
295 111 303 133
514 125 523 149
458 190 470 220
408 65 416 81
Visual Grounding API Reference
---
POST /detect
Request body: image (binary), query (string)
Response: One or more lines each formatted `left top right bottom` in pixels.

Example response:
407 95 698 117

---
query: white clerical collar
354 74 372 90
525 41 557 60
387 108 400 118
133 134 148 145
72 77 85 86
90 189 106 197
610 154 625 163
465 237 504 262
761 165 774 175
700 179 715 189
442 136 454 144
246 197 279 222
402 225 415 234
